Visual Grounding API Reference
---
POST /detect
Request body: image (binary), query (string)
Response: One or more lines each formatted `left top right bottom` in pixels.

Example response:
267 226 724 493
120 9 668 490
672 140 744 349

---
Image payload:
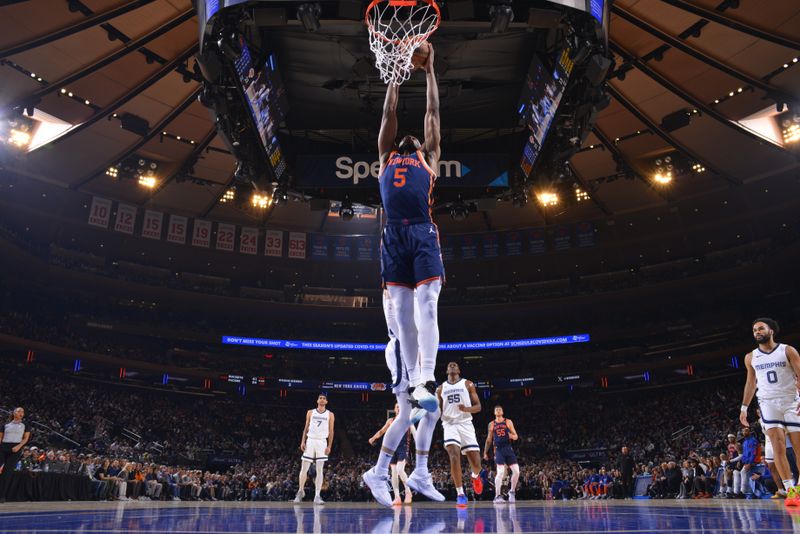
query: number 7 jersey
379 150 436 225
441 378 473 424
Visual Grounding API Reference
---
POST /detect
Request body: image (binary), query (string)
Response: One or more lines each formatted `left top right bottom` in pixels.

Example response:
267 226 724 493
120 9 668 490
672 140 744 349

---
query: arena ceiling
0 0 798 235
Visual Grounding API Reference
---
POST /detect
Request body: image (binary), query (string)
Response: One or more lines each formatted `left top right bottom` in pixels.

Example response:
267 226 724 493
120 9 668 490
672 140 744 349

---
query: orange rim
365 0 441 46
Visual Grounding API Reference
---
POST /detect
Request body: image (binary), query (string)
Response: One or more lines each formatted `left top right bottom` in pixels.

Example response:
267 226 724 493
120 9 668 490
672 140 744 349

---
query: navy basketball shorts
381 222 445 288
495 446 518 466
391 441 408 464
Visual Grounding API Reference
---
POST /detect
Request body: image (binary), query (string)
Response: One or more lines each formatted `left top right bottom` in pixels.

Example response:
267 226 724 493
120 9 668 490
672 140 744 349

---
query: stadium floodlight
537 192 558 206
653 172 672 185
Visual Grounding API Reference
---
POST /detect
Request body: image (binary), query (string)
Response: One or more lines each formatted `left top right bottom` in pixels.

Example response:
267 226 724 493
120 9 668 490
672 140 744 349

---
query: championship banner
503 230 523 256
355 235 377 261
440 234 455 261
459 234 478 260
332 236 352 261
264 230 283 257
527 228 546 254
239 227 259 255
553 225 572 251
141 210 163 240
576 221 595 247
481 232 499 258
288 232 306 259
87 196 112 228
216 223 235 252
114 203 136 235
166 215 187 245
192 219 212 248
310 234 329 260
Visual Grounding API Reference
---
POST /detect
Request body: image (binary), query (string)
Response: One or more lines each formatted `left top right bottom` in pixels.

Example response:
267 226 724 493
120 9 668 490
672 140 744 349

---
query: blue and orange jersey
379 150 436 225
492 418 511 448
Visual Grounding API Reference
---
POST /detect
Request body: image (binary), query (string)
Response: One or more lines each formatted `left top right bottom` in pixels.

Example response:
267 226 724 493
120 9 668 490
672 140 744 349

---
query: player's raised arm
422 44 441 169
369 418 394 445
301 410 311 451
507 419 518 441
459 381 482 414
483 421 494 461
740 352 756 427
378 83 399 169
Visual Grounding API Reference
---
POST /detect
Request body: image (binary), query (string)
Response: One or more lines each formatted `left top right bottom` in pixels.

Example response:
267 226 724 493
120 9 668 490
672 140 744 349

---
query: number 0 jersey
379 150 436 225
441 378 472 424
753 344 795 401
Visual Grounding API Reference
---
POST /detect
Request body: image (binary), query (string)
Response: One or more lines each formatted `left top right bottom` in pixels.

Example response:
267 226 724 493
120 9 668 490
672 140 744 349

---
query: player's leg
494 464 506 503
446 444 464 495
509 463 520 502
764 414 795 490
363 392 412 507
390 462 402 505
295 460 312 502
314 459 325 503
383 287 421 389
407 406 445 501
414 278 441 385
461 422 483 495
396 460 412 504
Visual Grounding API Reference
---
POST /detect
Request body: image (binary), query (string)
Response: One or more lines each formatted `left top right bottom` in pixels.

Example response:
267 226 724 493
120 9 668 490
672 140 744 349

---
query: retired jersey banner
192 219 212 248
216 223 235 252
355 235 378 261
264 230 283 257
332 236 352 261
240 227 259 255
459 234 478 260
88 196 112 228
527 228 546 254
310 234 329 260
288 232 306 259
503 230 523 256
553 225 572 251
141 210 163 240
440 234 455 262
114 203 136 235
481 232 500 258
576 221 595 247
166 215 187 244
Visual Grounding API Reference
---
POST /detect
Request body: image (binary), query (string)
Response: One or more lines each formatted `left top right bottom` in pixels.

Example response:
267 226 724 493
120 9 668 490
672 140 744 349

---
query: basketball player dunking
362 291 444 507
438 362 484 506
376 43 442 414
740 318 800 506
483 405 520 503
294 394 334 504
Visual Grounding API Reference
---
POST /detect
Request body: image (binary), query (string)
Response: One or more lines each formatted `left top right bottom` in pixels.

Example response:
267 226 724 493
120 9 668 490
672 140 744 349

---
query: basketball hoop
365 0 441 86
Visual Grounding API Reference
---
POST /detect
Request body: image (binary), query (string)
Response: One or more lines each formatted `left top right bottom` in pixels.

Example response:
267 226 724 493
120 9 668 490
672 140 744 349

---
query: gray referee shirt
2 421 25 443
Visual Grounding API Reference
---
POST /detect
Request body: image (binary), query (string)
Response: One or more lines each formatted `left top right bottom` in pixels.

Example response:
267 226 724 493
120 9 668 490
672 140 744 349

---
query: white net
366 0 440 86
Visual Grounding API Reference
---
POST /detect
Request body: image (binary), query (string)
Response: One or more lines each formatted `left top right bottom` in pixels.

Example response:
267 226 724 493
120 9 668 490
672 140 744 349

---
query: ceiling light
106 167 119 178
575 188 590 202
138 175 156 188
221 188 235 203
251 193 270 208
653 172 673 184
537 192 559 206
7 129 31 148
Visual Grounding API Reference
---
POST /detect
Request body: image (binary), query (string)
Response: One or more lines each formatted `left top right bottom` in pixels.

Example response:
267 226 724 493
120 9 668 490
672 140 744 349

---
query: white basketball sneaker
293 490 304 503
407 470 445 502
362 467 393 507
411 382 438 412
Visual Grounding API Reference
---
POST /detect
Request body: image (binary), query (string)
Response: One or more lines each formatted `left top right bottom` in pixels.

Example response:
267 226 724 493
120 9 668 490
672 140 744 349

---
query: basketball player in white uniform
438 362 484 506
295 394 334 504
363 290 444 507
740 318 800 505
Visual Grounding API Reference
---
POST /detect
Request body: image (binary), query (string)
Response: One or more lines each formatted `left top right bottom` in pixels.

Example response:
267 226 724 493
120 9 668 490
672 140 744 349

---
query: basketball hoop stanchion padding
366 0 441 86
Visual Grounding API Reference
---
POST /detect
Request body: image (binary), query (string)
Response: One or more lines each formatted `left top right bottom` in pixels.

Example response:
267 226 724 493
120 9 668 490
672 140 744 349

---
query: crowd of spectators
0 361 771 503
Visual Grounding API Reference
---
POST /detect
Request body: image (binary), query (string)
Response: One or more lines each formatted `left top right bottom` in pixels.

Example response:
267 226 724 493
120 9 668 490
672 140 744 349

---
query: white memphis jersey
753 344 796 401
441 378 472 424
307 409 330 440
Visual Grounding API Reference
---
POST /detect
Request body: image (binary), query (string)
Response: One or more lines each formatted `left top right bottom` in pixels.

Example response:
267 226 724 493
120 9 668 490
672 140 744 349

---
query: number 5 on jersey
393 167 407 188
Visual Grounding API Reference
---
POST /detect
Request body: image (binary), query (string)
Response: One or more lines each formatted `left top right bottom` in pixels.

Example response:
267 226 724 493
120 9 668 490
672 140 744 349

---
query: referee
0 407 31 503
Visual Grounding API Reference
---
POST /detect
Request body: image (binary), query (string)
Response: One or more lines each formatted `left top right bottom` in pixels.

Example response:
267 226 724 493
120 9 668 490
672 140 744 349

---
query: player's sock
386 286 422 386
413 407 440 474
510 465 520 493
456 486 464 496
314 460 325 497
415 279 441 384
376 402 412 473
